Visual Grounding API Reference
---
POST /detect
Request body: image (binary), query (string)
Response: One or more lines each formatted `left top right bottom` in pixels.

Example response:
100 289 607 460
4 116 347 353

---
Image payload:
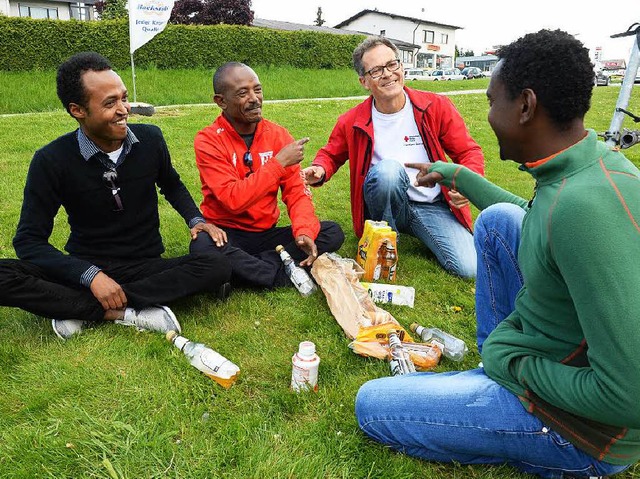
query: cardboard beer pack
356 220 398 282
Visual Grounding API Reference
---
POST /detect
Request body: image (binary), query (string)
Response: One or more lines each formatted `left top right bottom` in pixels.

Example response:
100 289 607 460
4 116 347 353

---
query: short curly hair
56 52 112 115
496 29 594 129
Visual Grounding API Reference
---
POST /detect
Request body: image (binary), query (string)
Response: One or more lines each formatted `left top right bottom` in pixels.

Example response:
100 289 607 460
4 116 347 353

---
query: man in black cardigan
0 52 231 339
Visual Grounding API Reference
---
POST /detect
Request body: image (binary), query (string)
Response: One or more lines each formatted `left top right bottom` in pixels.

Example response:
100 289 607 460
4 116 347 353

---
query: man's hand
275 138 310 168
448 190 470 209
191 222 227 246
90 271 127 311
296 235 318 266
405 162 444 188
302 165 326 186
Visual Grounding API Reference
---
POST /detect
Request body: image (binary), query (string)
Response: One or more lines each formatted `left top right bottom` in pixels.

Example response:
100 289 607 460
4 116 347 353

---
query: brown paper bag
311 253 410 359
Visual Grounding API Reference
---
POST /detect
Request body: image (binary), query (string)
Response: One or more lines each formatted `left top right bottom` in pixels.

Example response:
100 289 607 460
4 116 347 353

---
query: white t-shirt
371 93 441 203
106 145 124 164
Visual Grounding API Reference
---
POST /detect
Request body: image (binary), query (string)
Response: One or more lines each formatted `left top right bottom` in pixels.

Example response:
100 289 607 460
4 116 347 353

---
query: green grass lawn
0 66 488 115
0 80 639 478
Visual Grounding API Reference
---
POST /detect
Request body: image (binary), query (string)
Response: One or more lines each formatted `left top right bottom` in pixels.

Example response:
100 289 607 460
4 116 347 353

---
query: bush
0 17 364 71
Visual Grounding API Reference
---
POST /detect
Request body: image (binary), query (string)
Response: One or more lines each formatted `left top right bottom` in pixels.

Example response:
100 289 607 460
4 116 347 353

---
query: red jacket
313 87 485 238
195 115 320 239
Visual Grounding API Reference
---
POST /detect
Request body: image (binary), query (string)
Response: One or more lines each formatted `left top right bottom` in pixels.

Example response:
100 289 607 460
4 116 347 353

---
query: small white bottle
291 341 320 392
167 331 240 389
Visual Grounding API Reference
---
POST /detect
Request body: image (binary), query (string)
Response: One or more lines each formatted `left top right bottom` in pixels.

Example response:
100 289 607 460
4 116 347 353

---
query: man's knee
475 203 525 238
365 160 407 192
189 231 216 254
319 221 345 252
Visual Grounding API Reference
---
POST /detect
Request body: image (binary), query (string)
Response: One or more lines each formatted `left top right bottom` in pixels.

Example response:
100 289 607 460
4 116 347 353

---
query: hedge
0 17 365 71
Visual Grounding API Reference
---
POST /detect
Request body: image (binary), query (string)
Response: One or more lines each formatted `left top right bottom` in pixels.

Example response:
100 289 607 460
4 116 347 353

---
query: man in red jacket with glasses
191 62 344 288
304 37 484 278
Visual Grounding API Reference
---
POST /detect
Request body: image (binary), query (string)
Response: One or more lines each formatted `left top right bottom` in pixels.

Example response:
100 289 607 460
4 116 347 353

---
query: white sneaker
51 319 88 340
115 305 181 334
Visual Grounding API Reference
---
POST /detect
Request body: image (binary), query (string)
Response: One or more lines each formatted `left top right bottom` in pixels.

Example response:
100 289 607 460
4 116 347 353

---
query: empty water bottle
166 331 240 389
388 331 416 375
275 245 317 297
409 323 468 361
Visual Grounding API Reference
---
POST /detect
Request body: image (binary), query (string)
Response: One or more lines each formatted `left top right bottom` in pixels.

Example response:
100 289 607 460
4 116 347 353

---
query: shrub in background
0 17 364 71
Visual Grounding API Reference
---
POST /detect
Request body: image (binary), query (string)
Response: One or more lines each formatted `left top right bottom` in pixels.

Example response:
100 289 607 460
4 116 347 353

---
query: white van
404 69 434 81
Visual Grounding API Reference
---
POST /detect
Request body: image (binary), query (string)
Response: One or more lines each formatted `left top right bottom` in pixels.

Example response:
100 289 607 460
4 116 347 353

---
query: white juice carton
360 282 415 308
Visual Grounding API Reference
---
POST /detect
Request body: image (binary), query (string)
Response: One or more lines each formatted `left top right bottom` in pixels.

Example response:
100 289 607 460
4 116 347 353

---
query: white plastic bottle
291 341 320 392
387 331 416 375
409 323 468 362
276 245 317 297
166 331 240 389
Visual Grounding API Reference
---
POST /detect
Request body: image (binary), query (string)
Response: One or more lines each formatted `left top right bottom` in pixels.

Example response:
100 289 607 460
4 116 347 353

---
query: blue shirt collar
76 127 139 162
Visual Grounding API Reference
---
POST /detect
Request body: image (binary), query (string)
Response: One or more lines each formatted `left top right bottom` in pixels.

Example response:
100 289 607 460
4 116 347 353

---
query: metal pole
605 30 639 147
130 52 137 104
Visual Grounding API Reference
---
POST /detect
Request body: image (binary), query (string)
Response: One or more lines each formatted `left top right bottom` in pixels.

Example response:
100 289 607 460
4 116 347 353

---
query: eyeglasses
243 151 253 177
364 59 402 79
102 170 124 212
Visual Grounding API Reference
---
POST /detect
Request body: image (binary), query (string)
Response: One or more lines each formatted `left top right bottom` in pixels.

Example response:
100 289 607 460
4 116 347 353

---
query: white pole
130 52 137 104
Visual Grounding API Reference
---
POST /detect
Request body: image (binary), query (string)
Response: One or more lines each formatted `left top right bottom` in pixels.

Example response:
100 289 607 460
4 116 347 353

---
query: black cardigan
13 124 201 286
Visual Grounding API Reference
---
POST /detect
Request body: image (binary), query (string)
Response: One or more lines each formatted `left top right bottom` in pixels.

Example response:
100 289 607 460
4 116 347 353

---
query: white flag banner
128 0 175 54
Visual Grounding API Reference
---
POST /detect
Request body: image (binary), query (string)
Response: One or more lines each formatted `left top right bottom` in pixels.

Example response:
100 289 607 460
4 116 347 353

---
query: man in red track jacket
304 37 484 278
191 62 344 288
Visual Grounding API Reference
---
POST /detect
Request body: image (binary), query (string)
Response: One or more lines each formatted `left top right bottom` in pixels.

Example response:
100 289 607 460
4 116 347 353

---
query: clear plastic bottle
409 323 468 362
275 245 317 297
291 341 320 392
388 331 416 375
166 331 240 389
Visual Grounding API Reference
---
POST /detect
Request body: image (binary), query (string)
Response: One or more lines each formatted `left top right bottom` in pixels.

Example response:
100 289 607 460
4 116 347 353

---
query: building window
441 33 449 44
70 2 91 20
402 50 414 63
423 30 434 43
19 4 59 18
380 29 386 37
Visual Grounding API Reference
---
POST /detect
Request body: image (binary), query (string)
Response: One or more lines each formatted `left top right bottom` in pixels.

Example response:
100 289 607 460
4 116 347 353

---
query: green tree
314 6 325 27
95 0 128 20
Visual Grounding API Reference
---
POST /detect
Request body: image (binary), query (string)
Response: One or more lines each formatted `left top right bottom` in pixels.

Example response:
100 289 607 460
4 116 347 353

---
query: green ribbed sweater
430 130 640 464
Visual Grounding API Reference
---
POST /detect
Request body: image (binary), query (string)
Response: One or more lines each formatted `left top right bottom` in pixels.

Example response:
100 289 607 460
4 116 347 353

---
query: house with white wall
252 17 419 70
334 9 461 69
0 0 94 20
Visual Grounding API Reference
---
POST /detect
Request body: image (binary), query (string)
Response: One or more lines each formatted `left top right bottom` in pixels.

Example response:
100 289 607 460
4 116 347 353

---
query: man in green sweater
355 30 640 478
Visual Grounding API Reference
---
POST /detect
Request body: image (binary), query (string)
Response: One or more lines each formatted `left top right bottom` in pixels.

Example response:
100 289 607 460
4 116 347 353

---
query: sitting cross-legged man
0 52 231 339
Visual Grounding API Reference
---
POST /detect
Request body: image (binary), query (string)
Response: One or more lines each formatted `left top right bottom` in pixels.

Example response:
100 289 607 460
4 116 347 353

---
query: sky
251 0 637 62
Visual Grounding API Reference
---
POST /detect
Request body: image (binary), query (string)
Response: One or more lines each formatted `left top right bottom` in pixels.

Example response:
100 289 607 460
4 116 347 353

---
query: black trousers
190 221 345 288
0 252 231 321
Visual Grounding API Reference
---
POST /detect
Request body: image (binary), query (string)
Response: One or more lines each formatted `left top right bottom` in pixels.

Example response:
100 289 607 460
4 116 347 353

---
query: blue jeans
363 160 476 278
354 204 630 478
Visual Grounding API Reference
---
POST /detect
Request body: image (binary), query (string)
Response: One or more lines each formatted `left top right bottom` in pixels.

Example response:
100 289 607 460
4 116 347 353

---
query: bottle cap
298 341 316 357
409 322 419 333
275 245 284 253
166 330 178 342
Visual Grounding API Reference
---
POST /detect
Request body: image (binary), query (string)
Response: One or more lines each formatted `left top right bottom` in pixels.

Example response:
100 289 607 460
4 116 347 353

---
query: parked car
460 67 483 79
595 70 611 86
430 68 465 81
404 69 434 81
